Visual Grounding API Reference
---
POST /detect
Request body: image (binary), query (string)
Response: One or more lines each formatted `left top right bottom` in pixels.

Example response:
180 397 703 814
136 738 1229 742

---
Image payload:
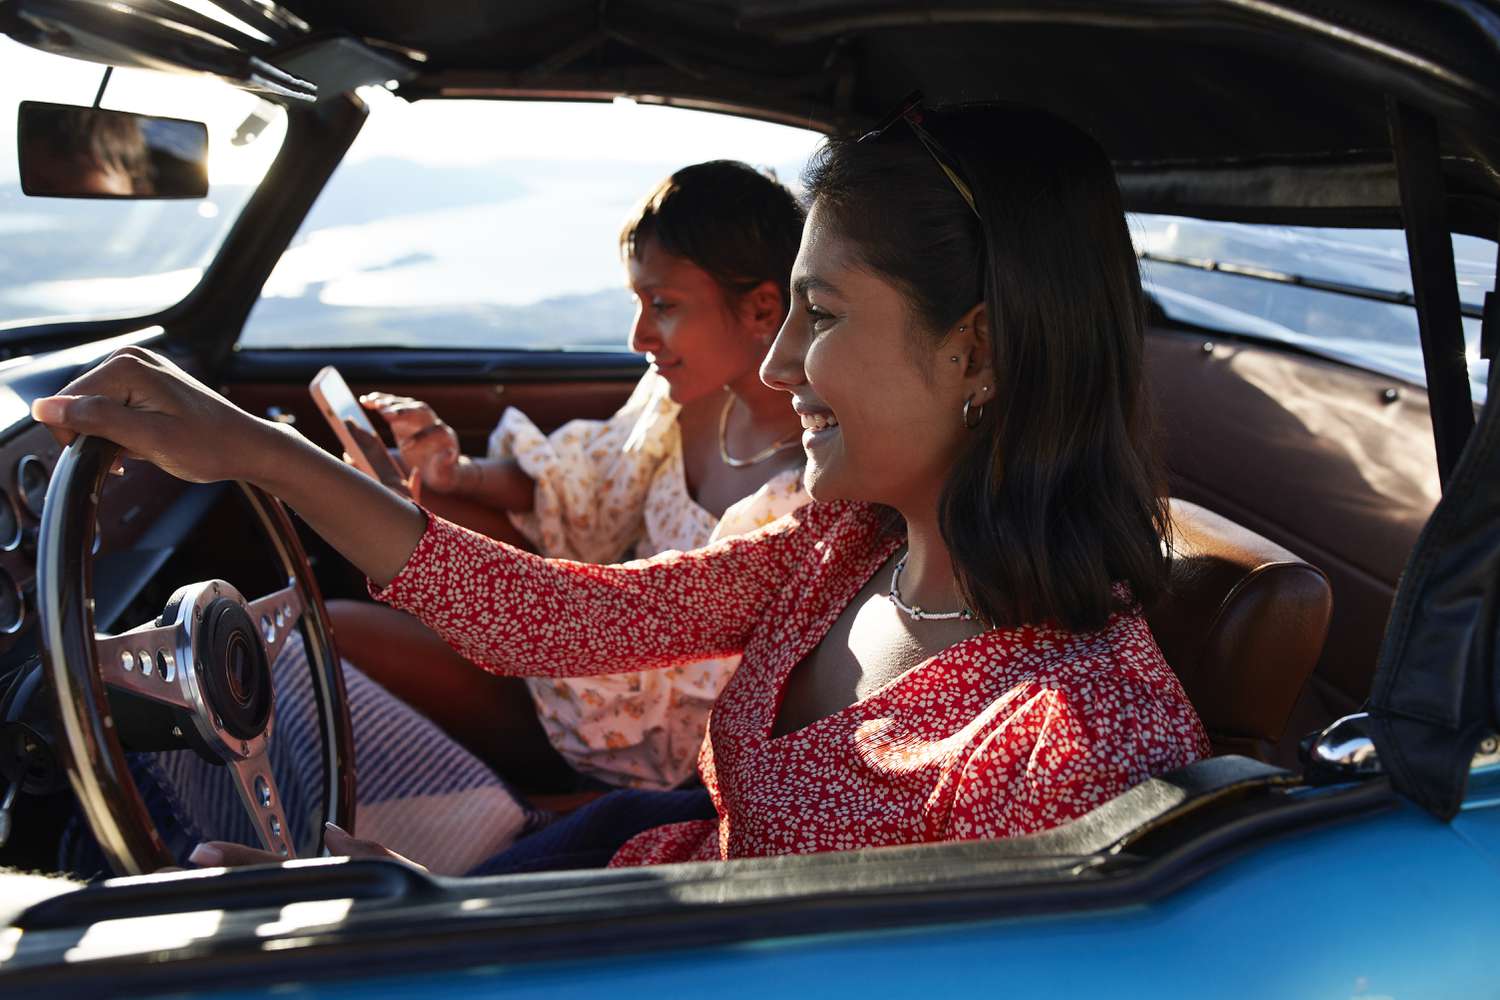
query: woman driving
35 102 1209 869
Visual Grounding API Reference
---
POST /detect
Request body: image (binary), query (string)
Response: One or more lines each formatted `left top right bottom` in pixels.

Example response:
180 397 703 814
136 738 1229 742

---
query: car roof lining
292 0 1500 234
7 1 1500 233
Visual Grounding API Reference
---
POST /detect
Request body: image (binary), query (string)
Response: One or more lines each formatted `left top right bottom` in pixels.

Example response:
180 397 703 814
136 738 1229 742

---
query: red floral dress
373 501 1210 867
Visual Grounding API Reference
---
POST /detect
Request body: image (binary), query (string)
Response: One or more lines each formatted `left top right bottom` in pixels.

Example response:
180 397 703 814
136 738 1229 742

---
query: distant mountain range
0 155 674 345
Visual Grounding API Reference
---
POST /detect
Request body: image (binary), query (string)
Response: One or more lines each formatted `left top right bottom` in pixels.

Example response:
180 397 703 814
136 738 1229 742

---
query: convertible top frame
1389 99 1477 486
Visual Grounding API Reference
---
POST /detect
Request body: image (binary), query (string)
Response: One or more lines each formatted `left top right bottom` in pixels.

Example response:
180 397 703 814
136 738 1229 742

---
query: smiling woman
776 107 1171 633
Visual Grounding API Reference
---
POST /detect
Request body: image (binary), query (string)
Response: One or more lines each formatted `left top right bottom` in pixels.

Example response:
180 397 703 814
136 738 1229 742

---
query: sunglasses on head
858 91 981 219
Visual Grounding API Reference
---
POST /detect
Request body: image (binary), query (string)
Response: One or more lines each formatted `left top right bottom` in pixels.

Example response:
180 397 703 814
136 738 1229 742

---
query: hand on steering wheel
33 352 357 874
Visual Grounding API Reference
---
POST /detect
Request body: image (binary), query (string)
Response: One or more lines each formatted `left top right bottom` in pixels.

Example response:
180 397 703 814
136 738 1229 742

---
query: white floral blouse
488 371 807 789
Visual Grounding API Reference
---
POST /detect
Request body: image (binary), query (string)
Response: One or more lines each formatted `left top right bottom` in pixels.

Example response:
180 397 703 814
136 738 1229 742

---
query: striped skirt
61 631 548 877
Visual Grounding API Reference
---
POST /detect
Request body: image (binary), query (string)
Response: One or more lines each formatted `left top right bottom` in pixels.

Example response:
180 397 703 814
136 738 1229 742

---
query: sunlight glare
167 0 275 44
344 90 822 174
255 897 355 937
65 908 225 962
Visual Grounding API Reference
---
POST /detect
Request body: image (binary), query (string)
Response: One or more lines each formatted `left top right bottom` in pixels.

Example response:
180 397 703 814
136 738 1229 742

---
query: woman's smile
794 402 840 452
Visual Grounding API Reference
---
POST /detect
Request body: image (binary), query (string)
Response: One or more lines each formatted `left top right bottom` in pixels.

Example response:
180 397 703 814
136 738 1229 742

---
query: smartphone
308 365 412 496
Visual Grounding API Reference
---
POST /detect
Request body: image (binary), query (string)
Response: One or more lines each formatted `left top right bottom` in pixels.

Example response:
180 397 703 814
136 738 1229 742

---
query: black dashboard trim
229 348 647 384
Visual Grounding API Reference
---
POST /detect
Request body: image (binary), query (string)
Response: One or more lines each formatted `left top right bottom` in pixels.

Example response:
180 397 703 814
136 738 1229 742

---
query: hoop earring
962 394 986 429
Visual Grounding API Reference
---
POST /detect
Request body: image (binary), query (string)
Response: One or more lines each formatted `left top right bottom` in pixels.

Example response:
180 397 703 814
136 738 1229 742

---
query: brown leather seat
1144 499 1333 761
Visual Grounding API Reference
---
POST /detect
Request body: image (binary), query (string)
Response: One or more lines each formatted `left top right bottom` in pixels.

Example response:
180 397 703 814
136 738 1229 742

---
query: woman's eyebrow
793 274 842 297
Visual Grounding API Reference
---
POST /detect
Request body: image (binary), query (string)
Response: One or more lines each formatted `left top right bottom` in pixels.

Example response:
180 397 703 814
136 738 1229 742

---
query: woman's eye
805 305 836 331
652 300 676 315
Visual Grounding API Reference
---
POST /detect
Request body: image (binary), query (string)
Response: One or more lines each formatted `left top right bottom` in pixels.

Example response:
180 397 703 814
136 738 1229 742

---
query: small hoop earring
958 325 966 332
962 394 986 429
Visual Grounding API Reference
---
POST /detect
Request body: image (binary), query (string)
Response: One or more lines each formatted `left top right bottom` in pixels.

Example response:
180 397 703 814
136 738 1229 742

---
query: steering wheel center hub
196 597 272 739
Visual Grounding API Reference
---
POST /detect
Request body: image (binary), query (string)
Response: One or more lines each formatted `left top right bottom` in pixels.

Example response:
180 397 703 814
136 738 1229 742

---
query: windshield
0 36 287 332
1133 215 1496 402
239 91 822 353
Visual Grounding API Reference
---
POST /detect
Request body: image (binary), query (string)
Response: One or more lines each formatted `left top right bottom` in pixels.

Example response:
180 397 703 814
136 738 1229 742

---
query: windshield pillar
1388 98 1475 487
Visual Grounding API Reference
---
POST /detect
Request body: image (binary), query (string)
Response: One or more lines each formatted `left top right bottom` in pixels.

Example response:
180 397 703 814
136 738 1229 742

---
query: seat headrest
1144 499 1333 759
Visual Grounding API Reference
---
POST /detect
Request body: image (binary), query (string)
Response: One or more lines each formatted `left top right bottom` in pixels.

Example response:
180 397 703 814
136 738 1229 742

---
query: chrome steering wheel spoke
94 621 192 712
245 581 304 668
226 740 297 859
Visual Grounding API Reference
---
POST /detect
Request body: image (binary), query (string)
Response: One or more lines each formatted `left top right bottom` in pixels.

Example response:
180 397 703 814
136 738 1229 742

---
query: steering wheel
35 436 355 875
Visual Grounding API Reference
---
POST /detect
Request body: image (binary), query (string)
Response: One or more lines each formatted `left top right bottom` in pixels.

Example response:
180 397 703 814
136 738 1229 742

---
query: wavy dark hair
804 104 1170 632
621 159 805 317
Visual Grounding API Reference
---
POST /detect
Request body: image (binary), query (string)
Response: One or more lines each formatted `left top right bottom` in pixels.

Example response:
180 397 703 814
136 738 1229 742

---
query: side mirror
18 101 208 199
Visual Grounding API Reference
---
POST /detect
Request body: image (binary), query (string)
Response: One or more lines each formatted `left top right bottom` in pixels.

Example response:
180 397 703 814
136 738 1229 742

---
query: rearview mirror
18 101 209 199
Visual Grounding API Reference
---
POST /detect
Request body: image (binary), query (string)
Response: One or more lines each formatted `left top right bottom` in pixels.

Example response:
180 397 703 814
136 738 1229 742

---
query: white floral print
488 371 806 789
372 501 1211 868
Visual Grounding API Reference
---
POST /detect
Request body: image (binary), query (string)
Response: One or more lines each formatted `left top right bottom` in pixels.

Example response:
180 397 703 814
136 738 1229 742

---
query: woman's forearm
252 423 427 588
451 456 537 512
415 490 536 549
32 348 428 589
375 508 810 679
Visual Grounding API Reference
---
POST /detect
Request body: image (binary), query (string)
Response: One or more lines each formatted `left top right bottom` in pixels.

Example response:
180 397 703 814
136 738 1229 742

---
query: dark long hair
621 159 805 316
804 105 1169 632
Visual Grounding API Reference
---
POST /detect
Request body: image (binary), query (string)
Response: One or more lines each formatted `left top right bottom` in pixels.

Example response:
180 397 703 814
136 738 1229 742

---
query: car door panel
1145 327 1440 756
226 350 644 455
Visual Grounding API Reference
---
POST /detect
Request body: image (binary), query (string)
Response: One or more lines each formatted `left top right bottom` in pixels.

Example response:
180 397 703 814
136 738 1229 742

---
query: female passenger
35 103 1209 869
328 160 811 795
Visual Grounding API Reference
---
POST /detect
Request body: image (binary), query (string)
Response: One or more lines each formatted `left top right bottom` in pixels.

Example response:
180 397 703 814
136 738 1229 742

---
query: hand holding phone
358 392 464 494
308 366 412 496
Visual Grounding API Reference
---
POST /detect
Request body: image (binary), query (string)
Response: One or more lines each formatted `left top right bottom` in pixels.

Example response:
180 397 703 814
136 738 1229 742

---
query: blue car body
184 772 1500 999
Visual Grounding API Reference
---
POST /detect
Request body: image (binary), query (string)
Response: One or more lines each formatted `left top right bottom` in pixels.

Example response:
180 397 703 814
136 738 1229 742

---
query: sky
245 91 822 321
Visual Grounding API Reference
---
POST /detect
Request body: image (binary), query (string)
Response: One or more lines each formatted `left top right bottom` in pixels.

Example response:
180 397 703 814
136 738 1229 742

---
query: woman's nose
628 308 657 354
759 315 804 392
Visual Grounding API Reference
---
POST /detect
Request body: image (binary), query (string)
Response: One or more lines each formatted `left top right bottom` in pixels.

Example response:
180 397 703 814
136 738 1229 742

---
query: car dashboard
0 428 57 644
0 335 242 873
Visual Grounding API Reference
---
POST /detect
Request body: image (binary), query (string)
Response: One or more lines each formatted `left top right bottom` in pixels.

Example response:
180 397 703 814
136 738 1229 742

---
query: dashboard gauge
16 456 48 517
0 568 21 635
0 491 17 550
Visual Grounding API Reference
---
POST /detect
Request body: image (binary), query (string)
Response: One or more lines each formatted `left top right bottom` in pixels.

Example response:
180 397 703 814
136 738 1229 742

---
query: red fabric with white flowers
372 501 1210 867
